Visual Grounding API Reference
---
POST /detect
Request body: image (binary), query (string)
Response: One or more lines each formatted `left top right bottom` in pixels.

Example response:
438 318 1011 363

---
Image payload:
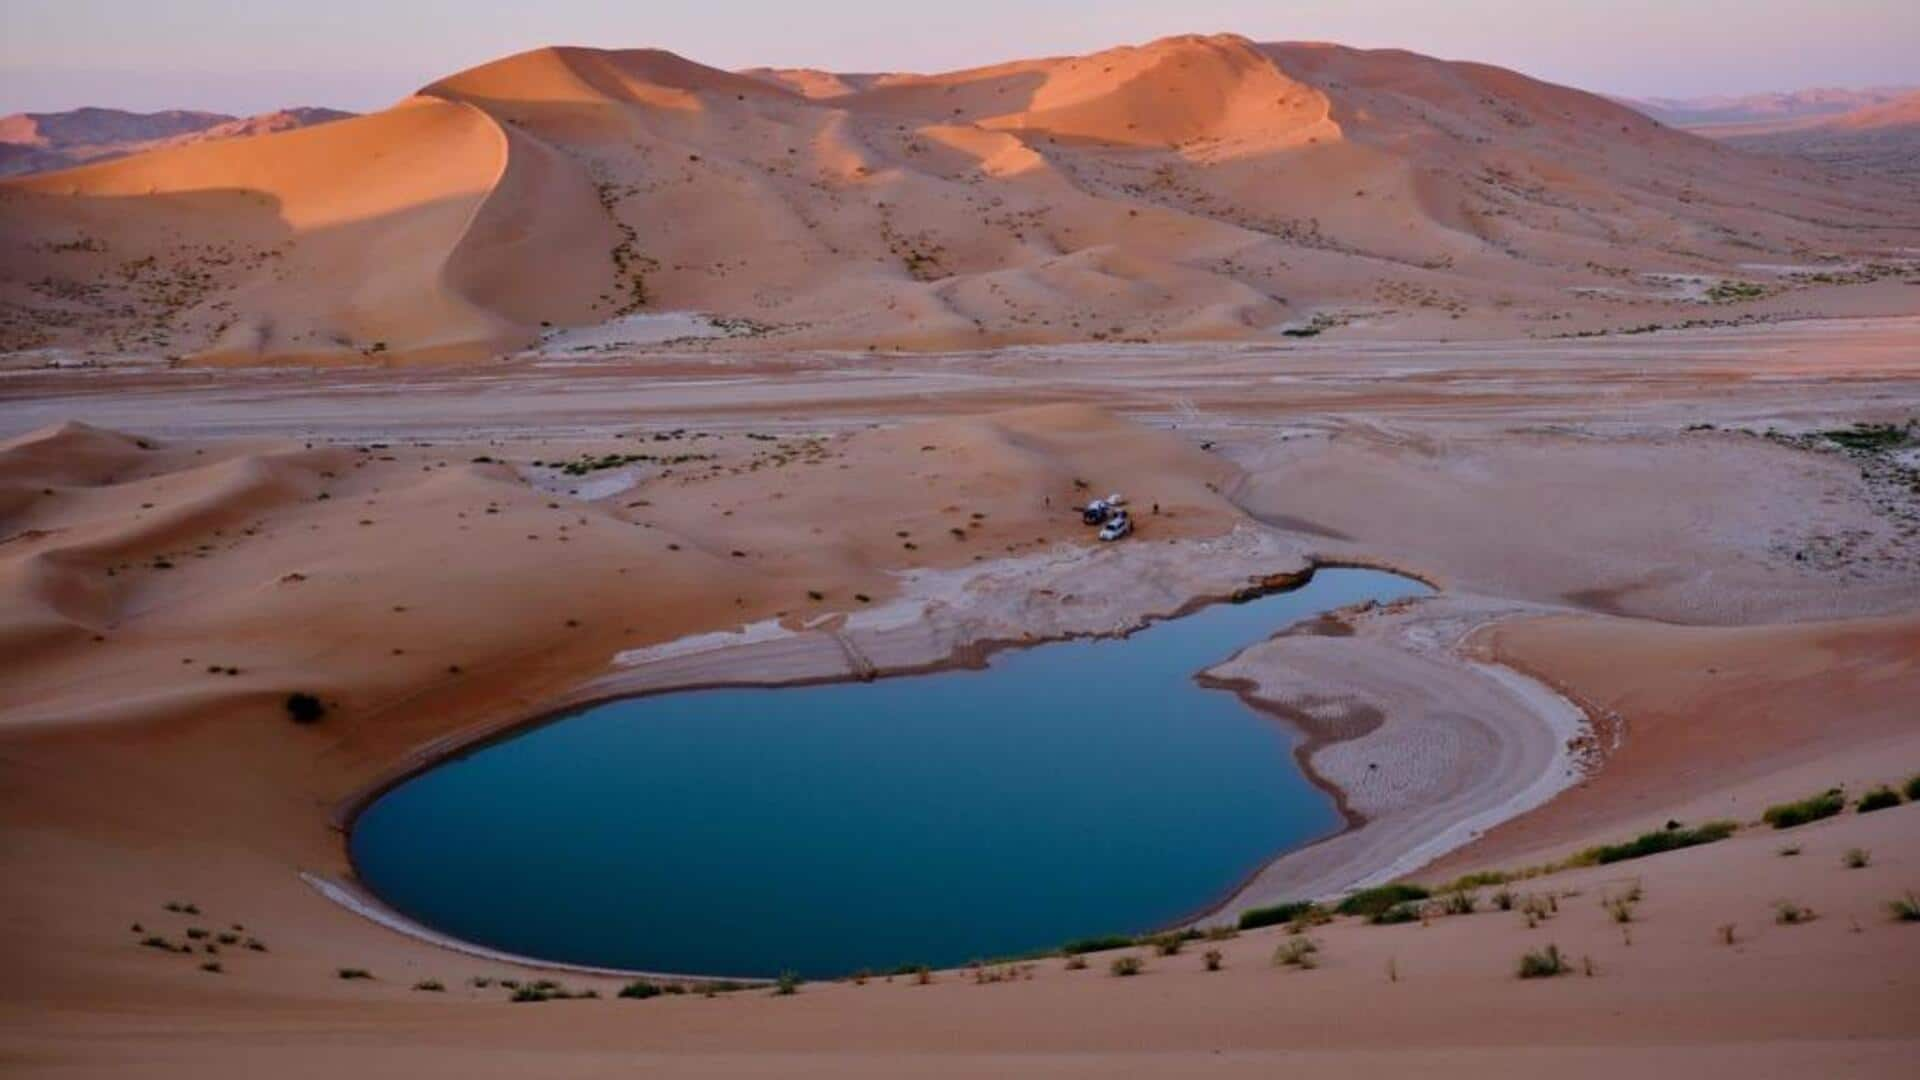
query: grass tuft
1762 790 1845 829
1773 900 1816 925
1336 884 1430 917
618 979 661 999
337 968 373 980
1237 900 1319 931
1272 938 1320 969
412 979 445 992
1856 787 1902 814
1576 820 1736 864
1109 955 1144 977
1517 944 1568 979
774 971 801 996
1889 892 1920 922
1842 847 1872 869
1203 949 1224 972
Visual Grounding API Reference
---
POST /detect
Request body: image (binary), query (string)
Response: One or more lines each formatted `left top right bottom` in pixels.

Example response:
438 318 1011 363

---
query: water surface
352 567 1429 977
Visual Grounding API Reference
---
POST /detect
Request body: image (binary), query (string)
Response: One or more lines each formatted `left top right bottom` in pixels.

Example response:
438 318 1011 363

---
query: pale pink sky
2 0 1916 115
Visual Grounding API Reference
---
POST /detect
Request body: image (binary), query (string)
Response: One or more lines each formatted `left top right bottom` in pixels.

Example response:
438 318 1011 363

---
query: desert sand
3 30 1920 1080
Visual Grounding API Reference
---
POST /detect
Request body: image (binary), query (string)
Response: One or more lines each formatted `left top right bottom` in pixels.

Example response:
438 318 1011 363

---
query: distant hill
1615 87 1917 129
0 106 354 177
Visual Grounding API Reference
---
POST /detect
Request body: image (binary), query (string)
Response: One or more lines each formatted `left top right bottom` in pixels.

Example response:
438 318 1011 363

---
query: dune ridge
5 33 1918 363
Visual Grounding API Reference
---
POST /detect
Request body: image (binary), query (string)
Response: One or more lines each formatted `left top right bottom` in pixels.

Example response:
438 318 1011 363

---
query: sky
2 0 1916 115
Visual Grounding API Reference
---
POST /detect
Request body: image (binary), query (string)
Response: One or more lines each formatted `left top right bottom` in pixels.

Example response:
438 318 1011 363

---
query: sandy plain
3 310 1918 1077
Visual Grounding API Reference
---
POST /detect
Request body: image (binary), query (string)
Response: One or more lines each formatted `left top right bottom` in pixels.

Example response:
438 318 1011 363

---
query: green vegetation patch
1763 790 1846 829
1335 883 1430 917
1575 820 1737 865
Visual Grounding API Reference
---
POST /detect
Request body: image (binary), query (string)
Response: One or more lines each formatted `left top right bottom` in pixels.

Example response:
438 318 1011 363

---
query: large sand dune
5 34 1917 363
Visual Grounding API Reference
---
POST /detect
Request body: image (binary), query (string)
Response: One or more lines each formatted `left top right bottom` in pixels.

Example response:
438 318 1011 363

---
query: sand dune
0 106 351 178
5 33 1917 363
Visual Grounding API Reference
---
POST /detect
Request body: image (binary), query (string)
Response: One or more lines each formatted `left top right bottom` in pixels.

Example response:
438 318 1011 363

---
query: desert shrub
337 968 373 980
244 938 267 952
1271 938 1320 969
1369 902 1422 925
1856 787 1901 814
1842 847 1871 869
619 979 661 999
1777 845 1801 857
1905 775 1920 801
775 971 801 996
1517 944 1567 979
1203 949 1224 972
1060 934 1135 955
200 961 222 974
1773 901 1816 925
1238 900 1318 931
1763 790 1845 829
1578 820 1737 864
1441 891 1478 915
1063 954 1087 971
1889 892 1920 922
1604 897 1636 924
1150 933 1185 957
1492 888 1516 911
185 927 209 940
1109 955 1144 977
1204 925 1239 942
510 985 549 1002
470 976 492 989
413 979 444 992
1336 884 1430 917
1717 923 1737 946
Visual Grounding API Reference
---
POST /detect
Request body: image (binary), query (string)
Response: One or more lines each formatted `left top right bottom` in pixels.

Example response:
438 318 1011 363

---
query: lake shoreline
324 538 1586 977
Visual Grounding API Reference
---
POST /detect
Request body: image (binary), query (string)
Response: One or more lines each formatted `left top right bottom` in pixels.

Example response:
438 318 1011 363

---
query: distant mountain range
1612 87 1920 178
0 106 354 177
1614 86 1918 129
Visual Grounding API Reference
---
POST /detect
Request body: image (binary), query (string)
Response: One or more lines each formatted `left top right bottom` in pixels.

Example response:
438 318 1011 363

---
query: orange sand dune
4 33 1919 362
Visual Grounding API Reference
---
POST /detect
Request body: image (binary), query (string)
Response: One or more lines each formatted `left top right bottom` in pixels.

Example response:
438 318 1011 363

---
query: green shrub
1441 891 1478 915
1763 790 1845 829
1889 892 1920 922
1517 944 1567 979
1856 787 1901 814
1238 900 1318 931
1150 933 1185 957
1905 775 1920 801
1578 820 1737 864
775 971 801 996
618 979 661 999
1060 934 1135 955
1842 847 1871 869
1109 955 1144 977
1063 953 1087 970
1336 884 1430 917
1369 902 1422 925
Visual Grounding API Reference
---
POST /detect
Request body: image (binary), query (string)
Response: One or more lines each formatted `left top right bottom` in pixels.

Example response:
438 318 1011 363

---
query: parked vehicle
1098 512 1132 542
1081 499 1113 525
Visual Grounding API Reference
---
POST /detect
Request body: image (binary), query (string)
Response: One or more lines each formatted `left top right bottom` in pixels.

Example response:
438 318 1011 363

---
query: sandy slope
5 34 1918 362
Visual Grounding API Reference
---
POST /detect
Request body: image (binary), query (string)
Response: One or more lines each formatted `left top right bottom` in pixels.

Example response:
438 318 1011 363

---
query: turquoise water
350 567 1429 978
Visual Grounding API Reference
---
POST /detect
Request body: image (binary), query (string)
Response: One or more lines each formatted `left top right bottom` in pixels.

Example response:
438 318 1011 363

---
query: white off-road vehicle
1098 512 1132 542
